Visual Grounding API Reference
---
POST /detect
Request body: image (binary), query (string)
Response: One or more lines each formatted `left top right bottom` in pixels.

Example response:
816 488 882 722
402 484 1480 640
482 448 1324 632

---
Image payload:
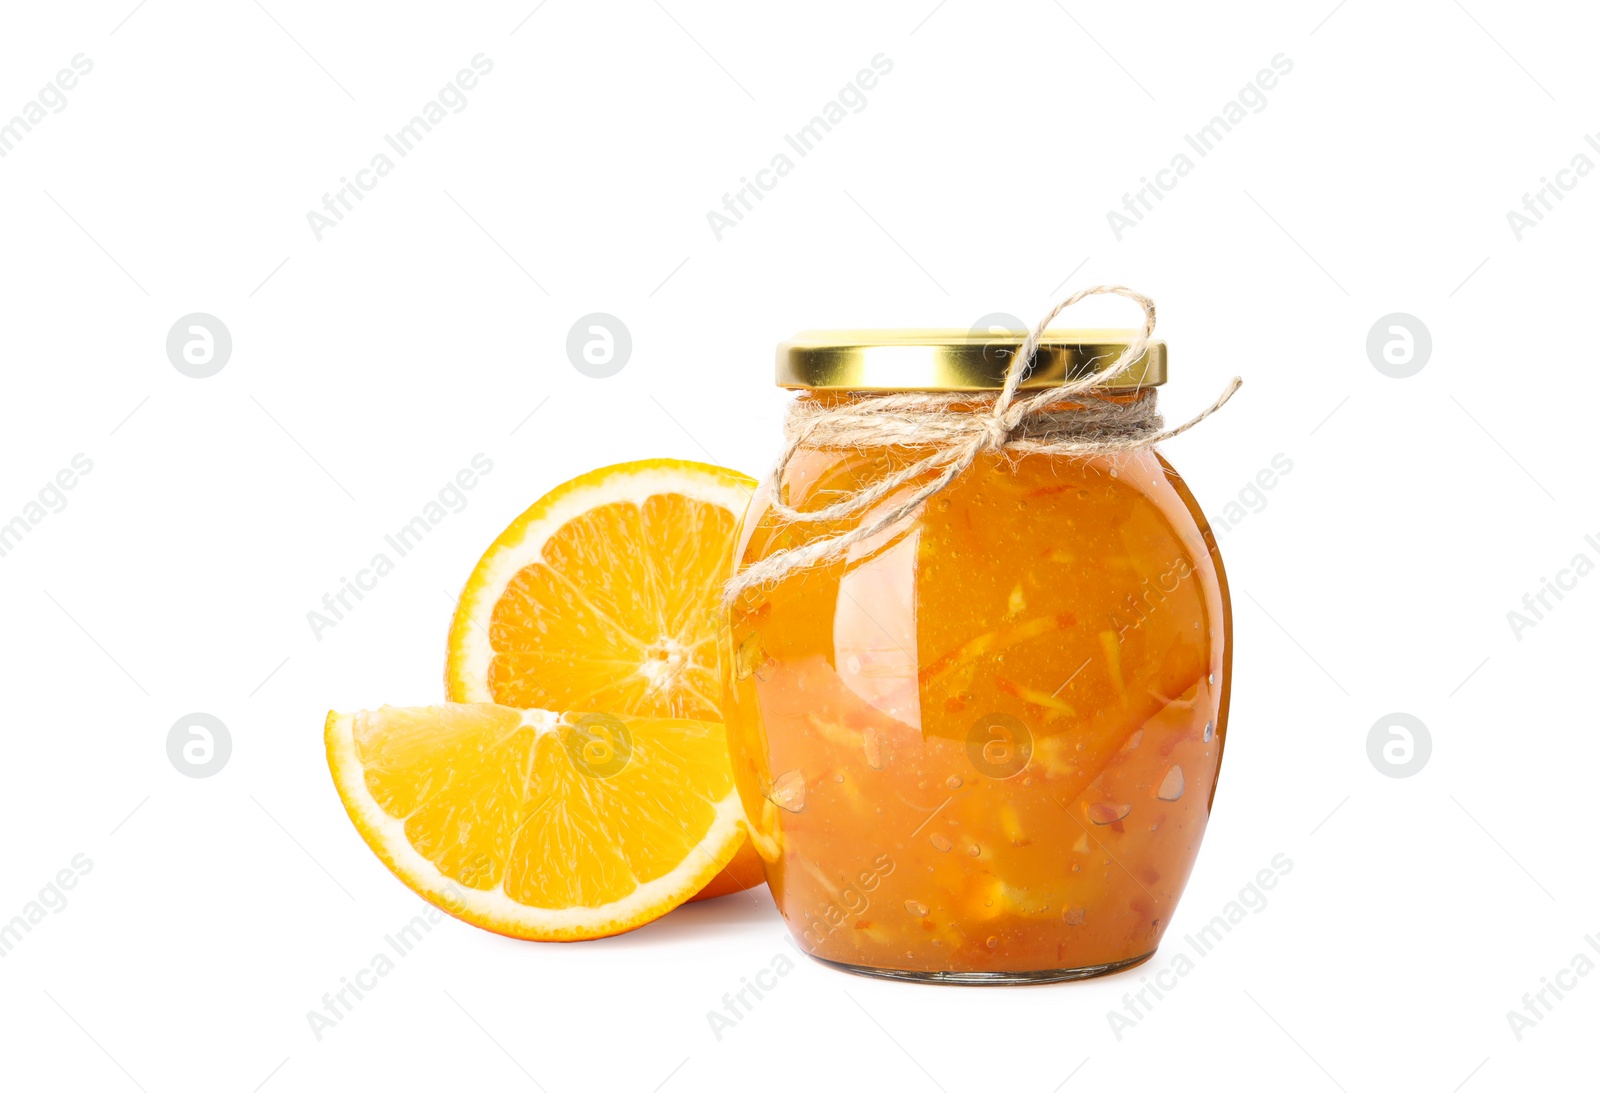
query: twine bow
723 285 1243 605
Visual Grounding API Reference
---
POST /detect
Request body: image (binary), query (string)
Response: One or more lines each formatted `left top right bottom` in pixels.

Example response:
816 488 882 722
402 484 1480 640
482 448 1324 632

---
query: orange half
326 704 747 940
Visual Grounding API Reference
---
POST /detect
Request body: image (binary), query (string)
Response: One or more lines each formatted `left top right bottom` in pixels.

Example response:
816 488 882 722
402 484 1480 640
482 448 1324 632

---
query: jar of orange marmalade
721 326 1231 983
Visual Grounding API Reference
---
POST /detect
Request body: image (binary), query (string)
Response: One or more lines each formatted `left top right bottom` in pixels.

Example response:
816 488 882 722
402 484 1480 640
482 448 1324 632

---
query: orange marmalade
721 331 1231 983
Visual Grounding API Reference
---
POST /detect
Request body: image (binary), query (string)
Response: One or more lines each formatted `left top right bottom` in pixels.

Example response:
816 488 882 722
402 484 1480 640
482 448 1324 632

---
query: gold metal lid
776 329 1165 392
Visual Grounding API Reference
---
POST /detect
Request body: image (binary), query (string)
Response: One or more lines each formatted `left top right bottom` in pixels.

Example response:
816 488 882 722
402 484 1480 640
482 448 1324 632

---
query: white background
0 1 1594 1090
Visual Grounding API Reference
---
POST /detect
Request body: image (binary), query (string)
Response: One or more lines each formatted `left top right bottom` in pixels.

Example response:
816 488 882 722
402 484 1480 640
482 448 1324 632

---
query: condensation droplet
767 770 806 813
905 900 929 917
1208 672 1215 686
833 773 844 783
1088 801 1132 825
846 654 861 674
946 775 963 788
929 832 953 852
986 936 1000 949
1064 907 1086 926
967 844 982 857
1157 764 1185 801
1204 720 1215 742
863 726 888 771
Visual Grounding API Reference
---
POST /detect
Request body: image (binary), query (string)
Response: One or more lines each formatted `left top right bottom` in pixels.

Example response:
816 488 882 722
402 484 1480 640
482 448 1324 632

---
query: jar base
805 949 1156 986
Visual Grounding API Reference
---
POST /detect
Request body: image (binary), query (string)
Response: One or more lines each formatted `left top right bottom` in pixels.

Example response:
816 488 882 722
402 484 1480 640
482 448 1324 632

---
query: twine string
724 284 1243 605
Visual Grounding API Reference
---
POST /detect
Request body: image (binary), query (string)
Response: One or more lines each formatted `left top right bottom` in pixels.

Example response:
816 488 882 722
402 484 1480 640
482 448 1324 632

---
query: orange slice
445 458 763 899
325 704 747 940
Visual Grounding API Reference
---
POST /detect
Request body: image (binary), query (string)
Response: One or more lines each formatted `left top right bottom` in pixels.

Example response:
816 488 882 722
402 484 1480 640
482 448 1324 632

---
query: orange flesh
350 706 735 909
485 494 732 721
722 432 1230 975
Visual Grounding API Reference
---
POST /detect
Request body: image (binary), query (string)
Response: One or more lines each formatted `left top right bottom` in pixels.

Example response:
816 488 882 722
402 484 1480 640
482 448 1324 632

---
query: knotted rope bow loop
724 285 1242 605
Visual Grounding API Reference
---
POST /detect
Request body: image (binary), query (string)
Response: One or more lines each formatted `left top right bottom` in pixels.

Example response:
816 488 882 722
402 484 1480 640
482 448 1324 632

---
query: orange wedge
325 704 747 940
445 459 763 899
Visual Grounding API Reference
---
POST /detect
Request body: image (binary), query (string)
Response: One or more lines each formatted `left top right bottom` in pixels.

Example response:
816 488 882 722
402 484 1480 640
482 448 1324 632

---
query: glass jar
721 329 1231 983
